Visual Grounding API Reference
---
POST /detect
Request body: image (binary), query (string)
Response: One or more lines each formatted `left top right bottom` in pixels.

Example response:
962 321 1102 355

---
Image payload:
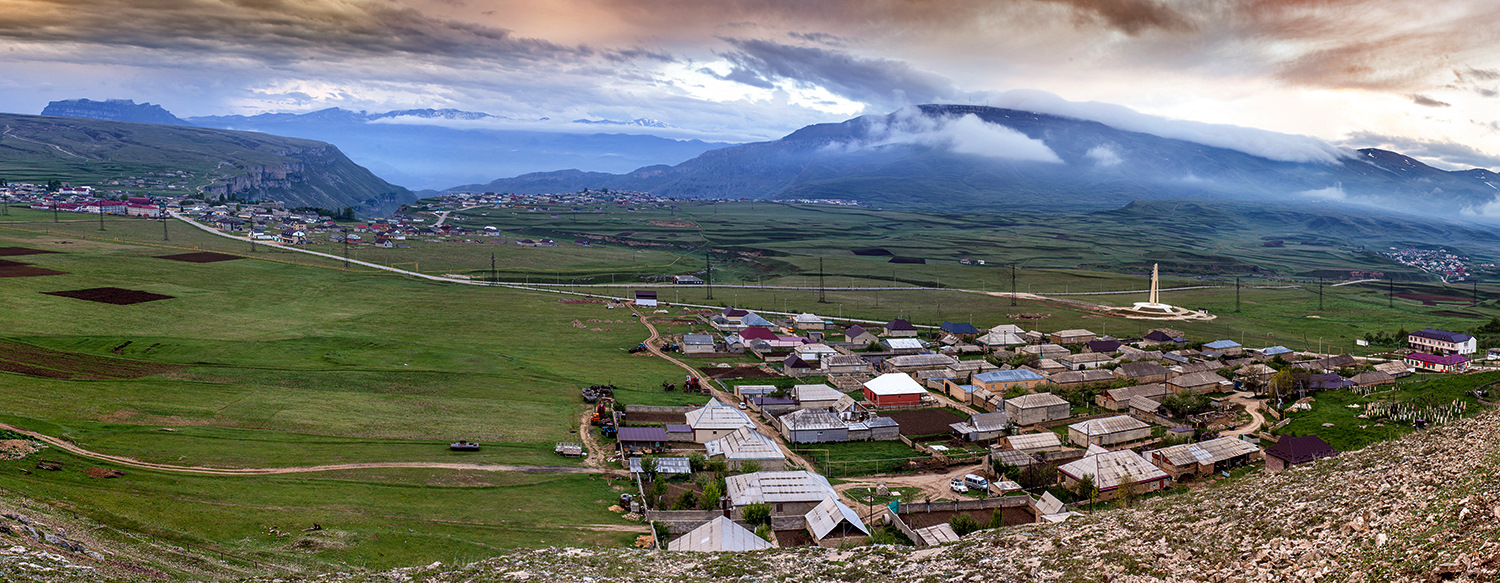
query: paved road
0 422 600 476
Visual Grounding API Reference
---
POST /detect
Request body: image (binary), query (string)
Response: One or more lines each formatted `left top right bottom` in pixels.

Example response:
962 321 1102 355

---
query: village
589 297 1493 551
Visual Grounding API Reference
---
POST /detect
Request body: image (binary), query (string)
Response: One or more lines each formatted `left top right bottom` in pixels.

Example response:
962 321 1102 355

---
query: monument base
1111 302 1214 321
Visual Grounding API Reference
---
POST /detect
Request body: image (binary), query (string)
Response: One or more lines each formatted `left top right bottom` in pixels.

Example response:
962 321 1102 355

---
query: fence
624 405 694 414
645 509 725 535
895 495 1029 515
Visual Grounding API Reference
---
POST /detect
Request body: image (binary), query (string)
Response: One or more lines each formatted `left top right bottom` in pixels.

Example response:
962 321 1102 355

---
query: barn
862 373 927 408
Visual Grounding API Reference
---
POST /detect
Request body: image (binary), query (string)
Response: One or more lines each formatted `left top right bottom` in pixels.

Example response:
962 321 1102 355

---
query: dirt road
0 422 600 476
832 462 989 501
1220 392 1267 437
627 304 819 472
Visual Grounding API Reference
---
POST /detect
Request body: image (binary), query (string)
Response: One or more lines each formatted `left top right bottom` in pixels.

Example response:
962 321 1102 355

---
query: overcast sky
1 0 1497 168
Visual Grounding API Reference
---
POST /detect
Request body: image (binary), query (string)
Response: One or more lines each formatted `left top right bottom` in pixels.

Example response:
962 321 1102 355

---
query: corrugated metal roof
1069 415 1150 436
686 398 756 430
705 427 785 461
974 369 1047 383
726 471 836 505
1006 432 1062 450
629 457 692 474
793 383 843 402
668 516 772 552
617 426 669 442
1150 437 1259 467
863 373 927 396
915 523 961 545
1008 392 1069 409
780 408 846 431
1059 449 1169 490
805 495 869 540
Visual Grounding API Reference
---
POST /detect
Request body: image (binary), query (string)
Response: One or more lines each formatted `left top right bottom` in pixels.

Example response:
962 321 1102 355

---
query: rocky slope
3 408 1496 582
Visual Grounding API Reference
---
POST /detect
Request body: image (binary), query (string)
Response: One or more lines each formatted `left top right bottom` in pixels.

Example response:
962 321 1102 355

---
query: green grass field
1278 372 1496 451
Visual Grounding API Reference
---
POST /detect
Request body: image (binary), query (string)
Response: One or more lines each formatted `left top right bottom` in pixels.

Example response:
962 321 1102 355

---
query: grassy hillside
0 113 413 214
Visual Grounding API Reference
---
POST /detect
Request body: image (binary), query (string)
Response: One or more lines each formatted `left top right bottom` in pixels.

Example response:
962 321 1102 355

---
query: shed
949 411 1012 441
1115 361 1170 384
705 427 787 471
617 426 669 455
629 456 692 478
634 290 658 307
779 408 849 443
1147 437 1261 479
972 368 1048 393
1350 370 1395 387
685 398 756 442
1003 431 1063 453
864 416 901 440
1095 383 1171 411
1168 371 1233 395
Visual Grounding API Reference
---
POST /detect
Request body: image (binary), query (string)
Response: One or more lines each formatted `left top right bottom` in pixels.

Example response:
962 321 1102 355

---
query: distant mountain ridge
42 99 189 126
0 113 413 214
456 104 1500 220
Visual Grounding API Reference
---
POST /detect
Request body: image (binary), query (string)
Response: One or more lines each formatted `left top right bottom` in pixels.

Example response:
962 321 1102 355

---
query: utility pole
52 202 59 223
1317 279 1323 311
490 252 497 285
1474 281 1480 306
97 204 105 231
705 252 713 300
1388 276 1394 308
1235 276 1241 312
161 207 169 241
1010 263 1017 307
342 229 350 268
818 257 827 303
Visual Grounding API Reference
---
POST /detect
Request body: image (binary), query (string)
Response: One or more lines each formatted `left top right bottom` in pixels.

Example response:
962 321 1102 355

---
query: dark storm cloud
1034 0 1194 35
717 38 957 109
787 31 847 46
0 0 591 66
1346 131 1500 170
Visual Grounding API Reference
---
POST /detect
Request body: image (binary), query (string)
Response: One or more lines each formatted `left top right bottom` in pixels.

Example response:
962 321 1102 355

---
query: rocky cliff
3 408 1496 582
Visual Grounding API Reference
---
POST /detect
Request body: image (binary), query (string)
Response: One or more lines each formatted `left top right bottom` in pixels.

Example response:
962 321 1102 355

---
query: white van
963 474 989 491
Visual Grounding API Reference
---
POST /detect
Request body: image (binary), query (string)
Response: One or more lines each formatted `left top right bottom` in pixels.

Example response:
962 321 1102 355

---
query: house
1067 415 1152 447
947 359 998 376
735 385 778 400
882 353 959 373
1095 383 1172 411
990 448 1040 471
940 321 981 336
1050 329 1096 345
668 516 772 552
721 307 750 324
705 427 787 471
1404 352 1469 373
883 318 919 337
1167 371 1233 395
949 411 1012 441
1058 352 1114 371
862 373 928 408
725 471 848 518
1313 354 1359 372
880 338 926 354
1084 339 1122 354
1235 363 1277 385
914 368 962 389
972 369 1048 393
1169 361 1218 377
794 343 840 363
976 328 1026 348
1057 446 1171 500
1350 370 1395 387
1049 369 1117 387
1254 346 1294 358
779 409 848 443
1141 329 1183 345
1147 437 1262 479
1128 395 1169 425
1408 328 1477 355
1307 373 1355 390
685 398 756 442
1115 361 1170 384
821 355 873 375
862 417 902 440
1202 340 1243 356
1004 432 1063 454
634 290 658 307
791 384 844 410
616 426 669 455
682 333 717 354
844 325 879 346
1263 435 1337 471
793 313 828 330
782 355 817 377
1004 392 1072 426
1020 343 1071 360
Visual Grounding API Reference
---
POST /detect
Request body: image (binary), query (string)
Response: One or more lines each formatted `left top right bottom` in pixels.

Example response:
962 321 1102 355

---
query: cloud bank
832 108 1063 163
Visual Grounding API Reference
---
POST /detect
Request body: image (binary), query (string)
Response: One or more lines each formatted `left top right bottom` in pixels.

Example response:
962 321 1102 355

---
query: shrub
673 490 699 510
988 508 1006 529
949 514 981 537
742 502 771 526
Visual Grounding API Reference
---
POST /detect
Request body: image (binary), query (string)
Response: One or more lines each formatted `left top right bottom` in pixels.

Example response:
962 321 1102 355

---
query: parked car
949 478 968 493
964 474 989 492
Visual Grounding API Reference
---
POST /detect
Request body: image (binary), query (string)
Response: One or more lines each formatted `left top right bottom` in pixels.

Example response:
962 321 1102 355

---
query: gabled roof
705 427 785 461
739 327 778 341
668 516 772 552
950 411 1011 434
1117 361 1169 378
628 456 691 474
1308 373 1355 390
682 333 715 345
780 408 846 432
1258 345 1293 356
885 318 917 330
940 321 981 334
1411 328 1474 343
973 369 1047 384
617 427 669 442
805 495 870 539
1007 392 1069 409
793 383 843 403
882 338 926 350
1103 383 1171 402
741 313 775 327
845 324 871 338
1149 437 1260 467
1169 371 1231 388
1058 449 1169 490
1050 369 1117 384
1406 352 1468 365
725 471 836 505
1203 340 1242 349
1069 415 1150 436
783 355 812 369
886 354 959 368
686 398 755 430
1265 435 1337 464
1006 432 1063 451
863 372 927 396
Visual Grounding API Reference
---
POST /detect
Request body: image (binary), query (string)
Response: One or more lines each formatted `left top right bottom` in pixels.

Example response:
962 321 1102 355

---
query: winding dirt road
0 422 599 476
626 304 820 472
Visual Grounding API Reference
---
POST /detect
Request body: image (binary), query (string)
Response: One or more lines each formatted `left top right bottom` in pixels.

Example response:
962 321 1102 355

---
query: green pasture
1277 372 1497 451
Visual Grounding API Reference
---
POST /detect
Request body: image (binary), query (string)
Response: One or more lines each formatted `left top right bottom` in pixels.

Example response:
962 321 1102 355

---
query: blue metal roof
941 321 981 334
973 369 1046 383
1203 340 1241 349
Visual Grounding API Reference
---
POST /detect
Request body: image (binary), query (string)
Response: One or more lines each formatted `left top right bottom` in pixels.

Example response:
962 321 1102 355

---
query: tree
650 479 668 509
651 521 670 544
992 459 1019 480
754 523 773 542
705 457 728 473
742 502 771 526
1017 463 1058 490
1116 472 1137 509
1074 474 1098 508
949 514 981 537
987 508 1006 529
641 455 660 480
700 482 723 510
687 453 707 473
672 490 699 510
739 460 761 474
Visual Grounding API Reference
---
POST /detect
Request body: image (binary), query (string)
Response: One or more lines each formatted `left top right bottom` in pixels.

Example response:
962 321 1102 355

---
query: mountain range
457 104 1500 220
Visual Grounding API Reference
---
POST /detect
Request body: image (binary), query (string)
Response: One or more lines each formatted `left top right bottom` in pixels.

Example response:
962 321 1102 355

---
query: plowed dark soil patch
699 365 779 379
889 257 926 264
0 259 66 278
0 247 59 257
885 409 965 437
851 248 892 256
1395 292 1470 306
0 340 180 380
1431 310 1485 319
623 412 686 424
157 252 242 263
44 287 174 305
